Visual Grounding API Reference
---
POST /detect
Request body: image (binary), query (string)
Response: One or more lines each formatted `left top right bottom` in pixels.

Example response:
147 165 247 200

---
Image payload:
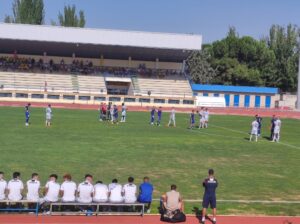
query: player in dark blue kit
270 114 276 140
25 103 31 126
189 110 195 129
113 104 119 124
201 169 218 224
156 107 162 126
255 114 262 137
150 107 155 125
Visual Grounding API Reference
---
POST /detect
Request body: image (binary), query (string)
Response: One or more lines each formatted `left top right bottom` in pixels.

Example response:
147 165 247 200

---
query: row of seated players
0 55 184 78
0 172 153 211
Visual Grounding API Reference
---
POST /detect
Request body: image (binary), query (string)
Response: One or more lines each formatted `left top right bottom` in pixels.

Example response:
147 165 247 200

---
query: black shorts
202 195 216 209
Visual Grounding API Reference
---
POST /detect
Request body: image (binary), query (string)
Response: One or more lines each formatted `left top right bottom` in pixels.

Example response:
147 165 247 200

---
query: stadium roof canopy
0 23 202 62
192 84 278 94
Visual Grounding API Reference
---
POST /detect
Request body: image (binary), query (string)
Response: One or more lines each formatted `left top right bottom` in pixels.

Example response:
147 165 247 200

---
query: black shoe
212 221 216 224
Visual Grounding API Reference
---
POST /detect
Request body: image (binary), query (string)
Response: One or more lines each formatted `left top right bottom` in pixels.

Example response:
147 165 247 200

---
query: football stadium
0 1 300 224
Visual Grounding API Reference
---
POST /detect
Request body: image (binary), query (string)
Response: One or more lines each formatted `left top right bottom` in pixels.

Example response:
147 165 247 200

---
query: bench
49 202 145 216
0 200 39 216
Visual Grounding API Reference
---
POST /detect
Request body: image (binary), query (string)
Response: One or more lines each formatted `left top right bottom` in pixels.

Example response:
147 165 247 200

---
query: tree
186 49 216 84
57 5 86 27
265 24 300 92
4 0 45 24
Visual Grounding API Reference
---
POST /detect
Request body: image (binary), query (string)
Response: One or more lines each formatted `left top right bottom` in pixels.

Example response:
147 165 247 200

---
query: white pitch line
152 198 300 204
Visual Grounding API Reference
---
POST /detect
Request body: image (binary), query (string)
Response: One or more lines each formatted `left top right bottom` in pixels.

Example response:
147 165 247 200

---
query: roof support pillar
155 58 159 69
100 54 104 66
128 56 132 67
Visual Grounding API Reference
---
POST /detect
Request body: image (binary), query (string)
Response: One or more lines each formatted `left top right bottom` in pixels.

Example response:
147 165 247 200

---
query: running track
1 101 300 119
0 215 299 224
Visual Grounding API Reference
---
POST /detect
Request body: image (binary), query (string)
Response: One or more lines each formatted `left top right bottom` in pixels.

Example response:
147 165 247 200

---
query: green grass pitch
0 106 300 216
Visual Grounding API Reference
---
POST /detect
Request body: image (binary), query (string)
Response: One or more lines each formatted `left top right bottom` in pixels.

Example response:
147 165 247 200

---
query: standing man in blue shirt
189 110 195 129
138 177 153 213
201 169 218 224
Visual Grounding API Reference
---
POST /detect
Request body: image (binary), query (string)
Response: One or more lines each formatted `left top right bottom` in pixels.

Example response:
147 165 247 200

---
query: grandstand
0 23 201 107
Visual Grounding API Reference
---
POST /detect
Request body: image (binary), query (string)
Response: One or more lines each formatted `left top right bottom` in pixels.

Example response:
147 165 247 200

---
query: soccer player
45 104 52 127
7 172 24 201
156 107 162 126
150 107 156 125
110 104 114 122
101 103 107 121
26 173 40 201
270 115 276 140
189 110 195 129
108 179 123 203
112 105 119 124
121 103 127 122
168 108 176 127
255 114 262 137
203 108 210 128
60 174 77 202
138 177 153 213
93 181 108 203
272 117 281 142
0 172 7 201
249 117 259 142
25 106 30 127
44 174 60 203
107 102 112 121
201 169 218 224
122 177 137 203
77 174 94 203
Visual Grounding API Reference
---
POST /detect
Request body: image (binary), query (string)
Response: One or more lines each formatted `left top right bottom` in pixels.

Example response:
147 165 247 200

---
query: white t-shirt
60 181 77 202
170 109 175 119
251 120 259 134
26 179 40 201
46 107 52 119
203 111 209 121
108 183 123 202
44 181 60 202
93 183 108 202
122 183 137 203
122 105 127 116
77 181 94 203
274 119 281 133
7 179 24 201
0 179 7 200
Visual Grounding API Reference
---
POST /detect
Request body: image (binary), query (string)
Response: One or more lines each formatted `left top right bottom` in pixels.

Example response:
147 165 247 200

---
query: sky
0 0 299 43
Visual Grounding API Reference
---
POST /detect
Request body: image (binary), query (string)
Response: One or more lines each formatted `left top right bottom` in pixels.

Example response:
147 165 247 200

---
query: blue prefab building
192 84 278 108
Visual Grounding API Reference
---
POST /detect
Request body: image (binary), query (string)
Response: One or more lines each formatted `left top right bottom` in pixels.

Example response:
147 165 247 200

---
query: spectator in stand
60 174 77 202
93 181 108 203
138 177 153 213
122 177 137 203
7 172 24 201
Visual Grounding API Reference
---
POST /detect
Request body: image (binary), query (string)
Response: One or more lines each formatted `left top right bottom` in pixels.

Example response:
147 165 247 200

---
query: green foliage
188 25 299 92
186 49 216 84
57 5 86 28
6 0 45 24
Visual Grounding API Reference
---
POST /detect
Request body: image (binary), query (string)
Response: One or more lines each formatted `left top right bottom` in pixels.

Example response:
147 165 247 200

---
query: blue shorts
202 195 216 209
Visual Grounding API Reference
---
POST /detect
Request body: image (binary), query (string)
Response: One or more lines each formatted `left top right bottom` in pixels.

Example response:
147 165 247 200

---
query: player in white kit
121 103 127 122
60 174 77 202
77 174 94 203
249 118 259 142
0 172 7 206
122 177 137 203
93 181 108 203
168 108 176 127
45 104 52 127
272 117 281 142
7 172 24 201
203 108 210 128
26 173 41 209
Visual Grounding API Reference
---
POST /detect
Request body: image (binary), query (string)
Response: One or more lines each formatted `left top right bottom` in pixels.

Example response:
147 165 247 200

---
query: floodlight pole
297 55 300 109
